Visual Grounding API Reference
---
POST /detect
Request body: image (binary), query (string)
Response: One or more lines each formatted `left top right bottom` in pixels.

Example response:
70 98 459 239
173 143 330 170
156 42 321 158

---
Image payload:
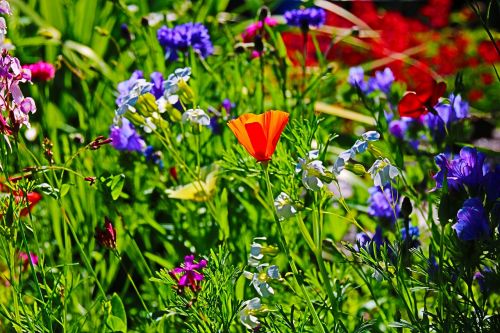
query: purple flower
150 72 164 100
157 23 213 61
355 227 385 253
110 118 146 152
284 7 325 29
424 112 446 142
434 147 487 192
367 68 394 95
484 166 500 202
221 98 234 115
452 198 490 241
474 267 494 294
434 93 469 125
170 254 207 292
116 70 144 106
389 118 412 139
368 185 400 223
348 66 370 93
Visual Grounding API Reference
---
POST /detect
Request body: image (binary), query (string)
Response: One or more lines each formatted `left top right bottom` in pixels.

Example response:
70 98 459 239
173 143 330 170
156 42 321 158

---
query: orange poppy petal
228 117 255 156
265 111 289 158
245 120 268 161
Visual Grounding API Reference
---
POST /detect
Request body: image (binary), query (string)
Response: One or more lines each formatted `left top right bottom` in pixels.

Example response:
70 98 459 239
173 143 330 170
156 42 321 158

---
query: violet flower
157 22 213 61
170 254 207 292
109 117 146 152
452 198 490 241
284 7 325 29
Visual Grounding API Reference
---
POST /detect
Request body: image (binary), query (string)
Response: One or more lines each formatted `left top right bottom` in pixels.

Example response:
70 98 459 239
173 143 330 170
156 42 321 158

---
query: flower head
182 108 210 126
434 93 469 125
227 110 289 162
240 297 262 330
0 1 11 15
452 198 490 241
284 7 326 29
116 70 144 106
367 158 400 187
242 17 278 42
348 66 370 93
368 68 394 95
243 264 280 297
18 251 38 271
368 185 400 223
398 78 446 118
295 150 329 191
434 147 486 192
157 22 213 61
274 192 297 220
170 254 207 292
22 61 55 82
95 217 117 250
109 117 146 152
116 78 153 115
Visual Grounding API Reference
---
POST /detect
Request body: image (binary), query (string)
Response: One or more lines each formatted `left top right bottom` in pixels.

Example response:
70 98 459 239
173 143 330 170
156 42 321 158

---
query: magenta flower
170 254 207 292
18 251 38 271
22 61 56 82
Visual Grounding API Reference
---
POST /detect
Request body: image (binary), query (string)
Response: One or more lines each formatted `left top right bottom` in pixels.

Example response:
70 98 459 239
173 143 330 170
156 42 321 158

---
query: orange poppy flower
227 110 289 162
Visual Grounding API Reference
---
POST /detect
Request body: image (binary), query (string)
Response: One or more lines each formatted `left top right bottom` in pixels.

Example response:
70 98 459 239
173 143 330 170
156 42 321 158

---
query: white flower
296 150 329 191
362 131 380 141
182 108 210 126
116 79 153 115
333 149 354 175
243 264 280 297
164 67 191 96
156 95 179 113
143 117 157 133
240 298 262 330
367 158 399 187
274 192 297 220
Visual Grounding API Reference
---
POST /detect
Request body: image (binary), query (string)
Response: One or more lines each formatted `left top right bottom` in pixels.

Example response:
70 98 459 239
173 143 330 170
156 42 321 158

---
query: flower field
0 0 499 332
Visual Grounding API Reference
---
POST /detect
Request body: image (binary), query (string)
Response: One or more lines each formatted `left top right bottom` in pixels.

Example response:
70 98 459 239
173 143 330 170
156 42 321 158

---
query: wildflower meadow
1 0 500 332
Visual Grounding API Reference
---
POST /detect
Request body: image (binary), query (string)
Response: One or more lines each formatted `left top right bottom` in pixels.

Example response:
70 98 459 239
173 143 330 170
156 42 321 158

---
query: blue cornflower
434 147 486 192
452 198 490 241
157 23 213 61
368 185 400 223
284 7 326 29
110 117 146 152
367 68 394 95
347 66 370 93
150 72 164 100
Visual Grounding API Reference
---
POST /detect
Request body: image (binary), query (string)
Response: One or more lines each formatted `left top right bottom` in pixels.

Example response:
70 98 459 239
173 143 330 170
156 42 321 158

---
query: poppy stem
261 162 326 332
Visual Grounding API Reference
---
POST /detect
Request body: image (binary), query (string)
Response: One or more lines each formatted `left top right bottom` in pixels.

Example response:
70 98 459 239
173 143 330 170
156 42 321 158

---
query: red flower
95 217 117 250
398 78 446 118
0 183 42 217
227 110 289 162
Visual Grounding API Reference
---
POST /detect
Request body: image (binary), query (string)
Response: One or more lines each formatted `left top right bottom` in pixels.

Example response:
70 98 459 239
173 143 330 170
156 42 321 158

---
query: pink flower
242 17 278 42
18 251 38 271
22 61 55 82
169 254 207 292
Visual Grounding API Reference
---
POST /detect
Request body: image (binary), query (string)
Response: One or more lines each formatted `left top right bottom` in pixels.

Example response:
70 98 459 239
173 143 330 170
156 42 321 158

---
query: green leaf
107 293 127 332
110 175 125 200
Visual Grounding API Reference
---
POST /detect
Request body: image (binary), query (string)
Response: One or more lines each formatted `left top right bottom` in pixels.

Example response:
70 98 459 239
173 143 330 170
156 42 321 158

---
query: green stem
261 163 325 332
